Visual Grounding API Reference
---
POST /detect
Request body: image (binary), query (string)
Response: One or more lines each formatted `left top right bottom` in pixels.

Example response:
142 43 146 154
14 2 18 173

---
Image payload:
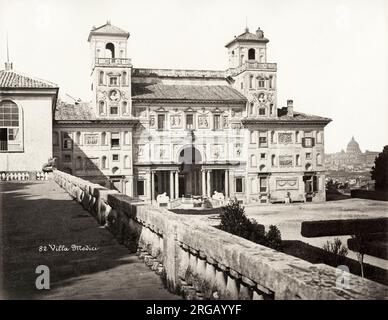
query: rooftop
225 27 269 47
88 21 130 41
131 82 247 103
0 68 57 89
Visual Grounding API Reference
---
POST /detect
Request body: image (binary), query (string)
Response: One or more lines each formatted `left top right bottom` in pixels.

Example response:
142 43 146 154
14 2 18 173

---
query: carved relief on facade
278 133 293 144
279 155 294 167
135 145 145 160
109 89 121 102
97 89 107 101
212 144 224 159
84 157 100 171
155 145 169 160
235 143 242 158
170 114 182 128
222 114 229 128
275 178 299 190
149 115 156 128
198 115 209 128
84 134 99 146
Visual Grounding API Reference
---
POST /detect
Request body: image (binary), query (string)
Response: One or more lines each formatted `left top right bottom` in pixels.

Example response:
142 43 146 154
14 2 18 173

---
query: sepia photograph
0 0 387 308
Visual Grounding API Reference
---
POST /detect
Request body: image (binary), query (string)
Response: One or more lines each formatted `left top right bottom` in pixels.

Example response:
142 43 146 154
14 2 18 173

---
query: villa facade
0 22 331 204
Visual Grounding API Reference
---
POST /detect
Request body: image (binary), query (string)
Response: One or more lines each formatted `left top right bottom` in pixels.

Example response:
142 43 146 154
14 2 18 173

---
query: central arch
178 145 202 197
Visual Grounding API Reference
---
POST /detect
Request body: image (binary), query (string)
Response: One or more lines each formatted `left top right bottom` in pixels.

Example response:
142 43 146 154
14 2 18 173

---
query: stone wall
53 169 387 300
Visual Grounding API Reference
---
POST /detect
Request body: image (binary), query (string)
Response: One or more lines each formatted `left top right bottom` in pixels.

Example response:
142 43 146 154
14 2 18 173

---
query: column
207 170 211 197
151 171 155 202
170 170 174 199
202 170 206 197
225 169 229 200
148 171 152 201
175 170 179 199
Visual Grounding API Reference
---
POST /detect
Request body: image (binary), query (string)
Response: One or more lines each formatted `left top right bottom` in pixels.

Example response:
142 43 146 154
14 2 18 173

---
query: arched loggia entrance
178 146 202 197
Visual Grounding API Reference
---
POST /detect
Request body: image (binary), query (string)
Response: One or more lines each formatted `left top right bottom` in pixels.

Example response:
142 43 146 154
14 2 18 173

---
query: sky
0 0 387 153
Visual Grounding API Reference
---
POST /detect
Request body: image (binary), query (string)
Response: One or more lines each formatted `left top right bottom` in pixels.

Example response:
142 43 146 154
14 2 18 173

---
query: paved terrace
0 180 179 300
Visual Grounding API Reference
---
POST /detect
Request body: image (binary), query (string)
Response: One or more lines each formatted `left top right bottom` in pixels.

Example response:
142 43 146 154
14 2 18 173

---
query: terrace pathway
0 180 180 300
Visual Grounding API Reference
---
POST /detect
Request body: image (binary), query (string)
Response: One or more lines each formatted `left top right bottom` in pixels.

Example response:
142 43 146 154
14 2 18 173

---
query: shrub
219 199 282 250
322 237 348 266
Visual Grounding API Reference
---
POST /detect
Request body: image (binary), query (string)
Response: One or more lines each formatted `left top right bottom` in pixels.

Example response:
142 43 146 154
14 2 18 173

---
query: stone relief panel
198 115 209 129
170 114 182 128
234 143 242 158
154 145 170 160
149 115 156 128
212 144 224 160
276 178 299 190
97 90 107 101
84 134 99 146
278 133 293 144
135 144 145 161
279 155 294 167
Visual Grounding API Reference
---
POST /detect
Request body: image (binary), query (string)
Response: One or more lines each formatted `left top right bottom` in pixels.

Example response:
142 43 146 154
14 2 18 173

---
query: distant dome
346 136 361 154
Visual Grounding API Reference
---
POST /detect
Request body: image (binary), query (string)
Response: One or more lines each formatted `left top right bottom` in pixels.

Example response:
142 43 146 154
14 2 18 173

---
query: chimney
287 99 293 116
5 62 13 71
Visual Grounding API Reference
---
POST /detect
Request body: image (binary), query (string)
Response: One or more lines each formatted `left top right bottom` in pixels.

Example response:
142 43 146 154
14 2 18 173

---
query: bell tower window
248 48 255 60
105 43 115 58
99 71 104 85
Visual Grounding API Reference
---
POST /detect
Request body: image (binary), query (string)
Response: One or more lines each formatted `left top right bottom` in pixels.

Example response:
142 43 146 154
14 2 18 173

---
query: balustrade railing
52 169 388 300
0 171 49 181
95 58 131 66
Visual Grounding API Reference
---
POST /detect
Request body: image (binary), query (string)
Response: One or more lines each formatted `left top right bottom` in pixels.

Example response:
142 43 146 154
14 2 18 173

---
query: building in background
0 62 58 172
325 136 379 171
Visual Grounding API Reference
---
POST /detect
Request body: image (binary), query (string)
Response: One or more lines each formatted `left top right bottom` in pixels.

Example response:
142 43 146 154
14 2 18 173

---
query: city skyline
0 0 387 153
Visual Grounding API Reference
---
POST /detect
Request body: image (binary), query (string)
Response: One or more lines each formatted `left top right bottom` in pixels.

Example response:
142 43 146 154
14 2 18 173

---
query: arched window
296 154 300 166
271 131 275 143
250 155 256 167
249 75 253 89
99 71 104 85
249 102 254 115
124 155 130 168
271 154 276 166
240 55 244 66
296 131 300 143
270 104 274 115
101 156 108 169
99 101 105 115
122 71 127 86
76 156 83 170
248 48 255 60
105 43 115 58
101 132 106 145
317 153 322 165
0 100 21 151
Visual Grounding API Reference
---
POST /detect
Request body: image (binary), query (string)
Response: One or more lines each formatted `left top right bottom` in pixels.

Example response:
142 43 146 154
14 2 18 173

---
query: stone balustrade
0 171 49 181
52 169 388 300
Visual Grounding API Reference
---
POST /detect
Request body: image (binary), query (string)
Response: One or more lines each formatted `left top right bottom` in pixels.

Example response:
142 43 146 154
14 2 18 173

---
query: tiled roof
132 83 247 103
55 101 96 121
226 28 269 47
0 69 57 88
278 108 332 122
88 22 129 41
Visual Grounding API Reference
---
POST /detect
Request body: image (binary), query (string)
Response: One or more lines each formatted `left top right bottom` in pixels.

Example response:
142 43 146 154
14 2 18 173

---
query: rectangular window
214 115 221 130
302 137 315 148
111 132 120 148
137 180 145 196
313 176 319 192
259 132 268 147
260 153 266 159
258 79 265 88
110 106 118 115
259 177 267 193
64 154 71 162
112 154 119 161
109 77 118 85
235 178 243 193
157 114 166 130
62 132 73 150
259 108 266 116
186 114 194 130
306 153 312 160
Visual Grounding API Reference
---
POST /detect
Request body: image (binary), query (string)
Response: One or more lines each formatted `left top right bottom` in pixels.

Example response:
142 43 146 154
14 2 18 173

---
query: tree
370 145 388 191
322 237 348 266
